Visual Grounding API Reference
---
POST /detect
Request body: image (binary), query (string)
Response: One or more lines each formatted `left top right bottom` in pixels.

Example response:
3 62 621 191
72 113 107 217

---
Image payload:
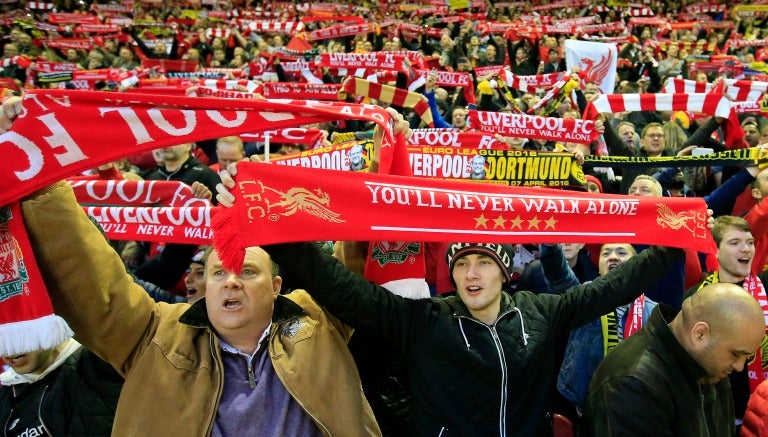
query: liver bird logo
242 180 344 223
580 50 613 87
655 204 699 236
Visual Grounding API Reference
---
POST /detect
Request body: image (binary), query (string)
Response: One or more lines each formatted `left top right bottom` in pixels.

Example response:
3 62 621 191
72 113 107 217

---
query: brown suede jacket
22 183 380 436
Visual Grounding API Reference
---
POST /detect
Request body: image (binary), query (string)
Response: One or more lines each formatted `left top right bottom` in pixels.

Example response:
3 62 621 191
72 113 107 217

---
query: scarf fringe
0 314 73 357
210 207 246 273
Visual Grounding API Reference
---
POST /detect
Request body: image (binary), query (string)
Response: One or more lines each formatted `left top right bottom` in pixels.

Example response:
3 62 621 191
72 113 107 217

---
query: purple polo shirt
211 324 323 436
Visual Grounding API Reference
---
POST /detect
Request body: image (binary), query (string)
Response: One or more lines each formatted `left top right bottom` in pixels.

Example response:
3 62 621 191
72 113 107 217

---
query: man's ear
272 275 283 297
690 321 711 346
751 187 763 203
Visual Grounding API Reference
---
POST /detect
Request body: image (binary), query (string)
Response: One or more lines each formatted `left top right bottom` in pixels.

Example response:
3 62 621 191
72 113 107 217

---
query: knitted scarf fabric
211 161 714 272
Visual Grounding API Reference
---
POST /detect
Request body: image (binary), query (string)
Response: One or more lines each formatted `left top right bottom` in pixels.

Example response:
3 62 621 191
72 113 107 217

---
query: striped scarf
591 93 731 119
339 78 434 127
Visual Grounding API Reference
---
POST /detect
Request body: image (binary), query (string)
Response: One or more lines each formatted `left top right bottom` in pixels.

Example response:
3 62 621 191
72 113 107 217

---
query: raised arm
22 182 167 375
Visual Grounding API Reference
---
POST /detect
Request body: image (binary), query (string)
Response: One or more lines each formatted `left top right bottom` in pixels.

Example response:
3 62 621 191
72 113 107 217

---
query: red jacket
742 379 768 437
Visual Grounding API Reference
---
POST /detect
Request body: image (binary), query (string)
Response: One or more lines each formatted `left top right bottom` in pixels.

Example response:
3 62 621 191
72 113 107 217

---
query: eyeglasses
644 133 663 139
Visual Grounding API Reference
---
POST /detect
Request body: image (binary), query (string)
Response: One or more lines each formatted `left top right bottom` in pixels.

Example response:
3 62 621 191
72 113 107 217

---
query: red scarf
211 161 713 272
468 110 599 144
407 129 510 150
623 294 645 338
69 179 211 208
339 78 434 128
0 203 73 356
318 53 410 75
261 82 342 100
0 90 401 205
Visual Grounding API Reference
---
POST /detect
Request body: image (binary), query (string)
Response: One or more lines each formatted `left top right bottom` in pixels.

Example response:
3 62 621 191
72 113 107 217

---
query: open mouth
738 257 752 265
465 286 482 295
607 262 620 271
223 298 242 309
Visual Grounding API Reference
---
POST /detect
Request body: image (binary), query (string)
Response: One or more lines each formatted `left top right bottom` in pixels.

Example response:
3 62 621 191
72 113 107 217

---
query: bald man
583 283 765 436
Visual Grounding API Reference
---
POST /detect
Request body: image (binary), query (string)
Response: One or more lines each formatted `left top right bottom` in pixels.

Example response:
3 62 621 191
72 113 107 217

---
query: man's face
161 144 191 162
3 44 18 58
471 155 485 174
515 48 526 62
583 83 600 102
350 145 363 164
716 226 755 283
743 124 760 147
548 51 559 64
752 168 768 202
9 28 22 43
205 247 282 338
216 143 245 170
453 109 467 128
692 320 764 384
119 47 133 61
2 347 60 375
153 43 167 57
185 262 206 303
618 124 636 147
640 126 665 156
486 45 496 60
598 243 635 276
452 253 505 320
760 124 768 145
628 178 658 197
562 243 584 263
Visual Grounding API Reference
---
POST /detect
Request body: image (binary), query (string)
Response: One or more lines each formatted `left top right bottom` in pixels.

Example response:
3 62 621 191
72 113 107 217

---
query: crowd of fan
6 0 768 436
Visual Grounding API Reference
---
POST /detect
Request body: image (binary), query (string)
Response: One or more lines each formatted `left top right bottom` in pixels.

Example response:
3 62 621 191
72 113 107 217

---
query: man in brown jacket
0 96 379 436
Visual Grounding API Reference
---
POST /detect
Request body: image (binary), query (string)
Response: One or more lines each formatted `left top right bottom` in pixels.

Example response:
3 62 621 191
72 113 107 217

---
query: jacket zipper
3 408 12 437
457 309 516 437
247 366 257 389
37 385 52 436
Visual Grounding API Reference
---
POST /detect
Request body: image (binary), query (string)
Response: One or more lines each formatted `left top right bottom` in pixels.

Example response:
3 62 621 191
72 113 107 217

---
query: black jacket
0 346 124 436
141 155 221 201
266 243 681 436
583 305 735 437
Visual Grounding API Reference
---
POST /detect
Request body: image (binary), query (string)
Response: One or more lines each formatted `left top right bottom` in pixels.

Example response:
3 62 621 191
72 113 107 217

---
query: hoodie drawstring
458 318 471 350
512 307 529 346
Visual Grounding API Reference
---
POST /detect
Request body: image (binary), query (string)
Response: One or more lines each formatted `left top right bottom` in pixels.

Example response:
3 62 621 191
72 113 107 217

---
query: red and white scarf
468 110 599 144
591 93 731 119
623 294 646 338
261 82 342 100
664 78 768 102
